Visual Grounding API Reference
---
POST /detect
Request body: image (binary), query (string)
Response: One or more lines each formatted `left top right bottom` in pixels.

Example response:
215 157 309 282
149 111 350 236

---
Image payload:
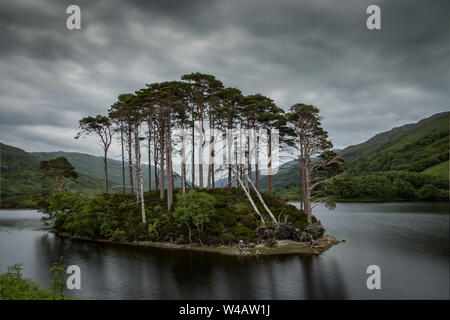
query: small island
29 73 346 257
39 188 339 257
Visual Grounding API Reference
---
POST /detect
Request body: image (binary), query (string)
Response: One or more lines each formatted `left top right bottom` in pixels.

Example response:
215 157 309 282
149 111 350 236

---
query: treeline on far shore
269 170 448 201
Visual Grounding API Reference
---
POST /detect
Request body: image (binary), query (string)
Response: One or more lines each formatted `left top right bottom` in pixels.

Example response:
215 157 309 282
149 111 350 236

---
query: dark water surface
0 202 448 299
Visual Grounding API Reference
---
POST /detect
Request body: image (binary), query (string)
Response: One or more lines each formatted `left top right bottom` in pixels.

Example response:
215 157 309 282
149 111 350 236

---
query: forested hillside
32 151 156 190
1 112 448 205
1 143 181 208
257 112 449 201
340 112 449 176
0 143 109 207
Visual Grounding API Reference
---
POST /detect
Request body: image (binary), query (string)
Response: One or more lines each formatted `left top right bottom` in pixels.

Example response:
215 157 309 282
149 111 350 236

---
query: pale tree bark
127 125 134 194
153 127 159 191
103 149 108 194
244 172 278 225
198 119 204 189
166 120 174 211
134 125 141 203
233 167 265 225
134 124 146 224
159 122 165 200
227 127 233 188
247 121 252 186
147 123 152 191
120 127 126 194
303 158 312 224
181 127 187 194
268 131 273 196
191 121 195 188
255 133 260 190
207 119 217 189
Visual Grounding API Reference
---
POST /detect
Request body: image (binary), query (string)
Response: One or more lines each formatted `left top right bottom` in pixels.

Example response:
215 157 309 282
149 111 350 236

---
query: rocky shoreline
59 233 340 256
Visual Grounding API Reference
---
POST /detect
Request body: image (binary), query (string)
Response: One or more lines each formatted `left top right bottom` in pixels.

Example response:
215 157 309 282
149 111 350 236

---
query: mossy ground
43 188 317 247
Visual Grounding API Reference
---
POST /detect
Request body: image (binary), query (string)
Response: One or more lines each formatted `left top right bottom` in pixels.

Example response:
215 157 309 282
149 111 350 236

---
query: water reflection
0 203 448 299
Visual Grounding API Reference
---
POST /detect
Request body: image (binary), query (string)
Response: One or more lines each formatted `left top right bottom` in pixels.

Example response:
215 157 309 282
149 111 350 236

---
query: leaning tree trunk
244 172 278 225
233 168 265 225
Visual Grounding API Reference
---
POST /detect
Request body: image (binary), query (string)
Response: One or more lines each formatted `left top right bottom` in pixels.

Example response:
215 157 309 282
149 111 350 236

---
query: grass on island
39 188 325 252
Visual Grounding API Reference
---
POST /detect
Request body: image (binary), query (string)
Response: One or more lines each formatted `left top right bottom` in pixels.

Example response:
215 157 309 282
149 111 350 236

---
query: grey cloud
0 0 448 158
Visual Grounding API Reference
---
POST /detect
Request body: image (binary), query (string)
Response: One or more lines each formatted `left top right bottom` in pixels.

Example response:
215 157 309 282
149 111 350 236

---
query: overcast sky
0 0 448 162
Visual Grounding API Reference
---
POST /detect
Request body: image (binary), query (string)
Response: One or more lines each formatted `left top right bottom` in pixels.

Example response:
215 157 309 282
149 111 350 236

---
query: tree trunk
186 223 192 245
147 125 152 191
181 127 186 194
127 125 134 194
134 125 141 203
227 125 232 188
233 168 265 224
244 172 277 225
134 125 146 224
121 127 125 194
154 137 159 191
207 121 215 189
255 134 259 190
247 120 252 185
191 121 195 188
304 163 312 224
159 124 165 200
167 123 173 211
211 117 215 189
198 118 204 189
58 178 64 193
268 131 272 196
300 159 304 211
104 150 108 194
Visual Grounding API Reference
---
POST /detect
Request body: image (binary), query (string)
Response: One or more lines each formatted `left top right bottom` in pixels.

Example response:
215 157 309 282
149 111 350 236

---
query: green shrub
111 229 126 241
0 264 53 300
418 184 446 200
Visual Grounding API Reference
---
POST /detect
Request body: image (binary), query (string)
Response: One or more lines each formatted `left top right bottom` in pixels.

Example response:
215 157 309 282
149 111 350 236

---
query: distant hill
32 151 156 190
246 112 449 200
1 112 448 204
0 143 110 206
1 142 184 207
215 149 341 190
340 111 449 177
